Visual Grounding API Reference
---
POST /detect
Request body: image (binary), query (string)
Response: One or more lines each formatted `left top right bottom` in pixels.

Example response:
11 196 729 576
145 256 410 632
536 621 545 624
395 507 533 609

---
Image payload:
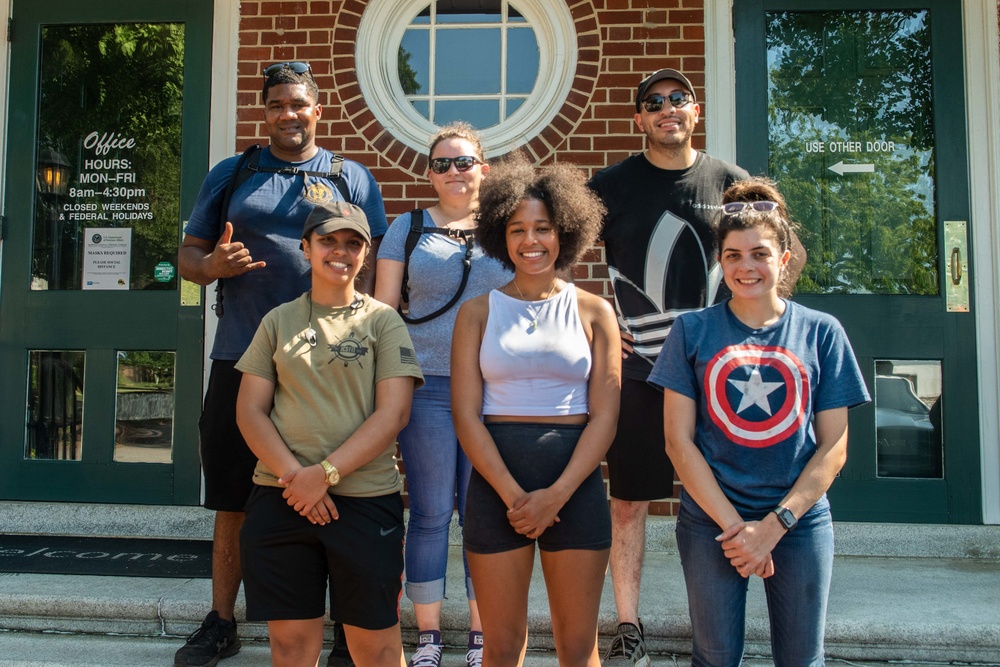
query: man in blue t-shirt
175 62 387 667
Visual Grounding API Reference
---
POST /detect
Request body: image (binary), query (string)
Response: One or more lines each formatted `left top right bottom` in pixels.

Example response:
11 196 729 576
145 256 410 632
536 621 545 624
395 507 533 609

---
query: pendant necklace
511 279 555 333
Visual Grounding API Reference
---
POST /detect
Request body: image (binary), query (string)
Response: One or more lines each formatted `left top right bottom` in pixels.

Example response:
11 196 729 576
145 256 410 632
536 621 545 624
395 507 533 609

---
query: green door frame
0 0 210 504
734 0 981 523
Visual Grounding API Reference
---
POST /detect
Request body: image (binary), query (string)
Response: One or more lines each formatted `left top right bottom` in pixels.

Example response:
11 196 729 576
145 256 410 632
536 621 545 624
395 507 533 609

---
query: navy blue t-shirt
184 147 388 360
649 300 870 517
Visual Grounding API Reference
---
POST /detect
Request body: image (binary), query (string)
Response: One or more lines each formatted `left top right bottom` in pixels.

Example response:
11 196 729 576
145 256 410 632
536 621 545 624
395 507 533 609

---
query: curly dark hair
261 65 319 104
475 153 606 272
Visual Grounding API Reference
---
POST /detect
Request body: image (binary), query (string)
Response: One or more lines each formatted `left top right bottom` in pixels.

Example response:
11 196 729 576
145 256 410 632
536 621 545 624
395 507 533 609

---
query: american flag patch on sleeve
400 347 418 365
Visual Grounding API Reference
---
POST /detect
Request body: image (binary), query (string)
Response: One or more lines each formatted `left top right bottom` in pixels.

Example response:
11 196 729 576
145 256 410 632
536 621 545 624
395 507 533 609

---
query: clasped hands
717 520 782 579
278 464 339 526
506 487 563 540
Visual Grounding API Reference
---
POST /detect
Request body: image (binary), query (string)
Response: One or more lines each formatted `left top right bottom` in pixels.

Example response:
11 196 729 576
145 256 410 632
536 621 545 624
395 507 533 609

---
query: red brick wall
235 0 709 516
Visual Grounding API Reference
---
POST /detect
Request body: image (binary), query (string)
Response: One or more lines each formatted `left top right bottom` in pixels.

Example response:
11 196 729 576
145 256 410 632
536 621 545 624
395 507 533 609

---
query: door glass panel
114 351 175 463
766 11 937 295
32 23 184 291
26 351 85 460
875 360 942 479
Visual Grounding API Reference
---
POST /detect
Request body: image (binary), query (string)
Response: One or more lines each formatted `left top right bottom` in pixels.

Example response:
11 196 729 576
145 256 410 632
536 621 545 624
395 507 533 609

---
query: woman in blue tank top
452 153 621 667
650 177 870 666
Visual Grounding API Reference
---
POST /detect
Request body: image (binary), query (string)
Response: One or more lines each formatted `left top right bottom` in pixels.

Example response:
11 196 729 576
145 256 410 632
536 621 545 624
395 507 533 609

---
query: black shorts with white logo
240 485 404 629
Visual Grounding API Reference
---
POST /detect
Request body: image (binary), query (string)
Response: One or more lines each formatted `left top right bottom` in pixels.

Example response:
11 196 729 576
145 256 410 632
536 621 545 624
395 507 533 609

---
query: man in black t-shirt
589 67 803 667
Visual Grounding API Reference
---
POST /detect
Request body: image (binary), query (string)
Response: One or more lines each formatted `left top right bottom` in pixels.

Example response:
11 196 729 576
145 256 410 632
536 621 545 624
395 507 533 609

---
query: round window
357 0 577 157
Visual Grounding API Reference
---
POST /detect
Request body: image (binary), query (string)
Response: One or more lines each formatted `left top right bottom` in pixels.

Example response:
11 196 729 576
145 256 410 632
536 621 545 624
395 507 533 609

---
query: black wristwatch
772 506 798 532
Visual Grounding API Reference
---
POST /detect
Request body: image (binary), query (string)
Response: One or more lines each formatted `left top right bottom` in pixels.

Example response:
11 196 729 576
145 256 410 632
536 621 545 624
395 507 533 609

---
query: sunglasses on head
641 91 694 113
429 155 483 174
722 201 780 215
263 61 314 78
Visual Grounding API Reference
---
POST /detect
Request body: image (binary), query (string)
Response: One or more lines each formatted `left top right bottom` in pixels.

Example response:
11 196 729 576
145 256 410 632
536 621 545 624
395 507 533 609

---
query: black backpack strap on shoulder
399 209 425 307
398 209 475 325
246 148 352 202
213 144 262 318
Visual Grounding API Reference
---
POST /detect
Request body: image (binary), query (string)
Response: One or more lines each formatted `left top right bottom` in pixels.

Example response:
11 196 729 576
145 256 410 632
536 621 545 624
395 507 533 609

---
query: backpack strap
212 146 352 318
398 209 475 325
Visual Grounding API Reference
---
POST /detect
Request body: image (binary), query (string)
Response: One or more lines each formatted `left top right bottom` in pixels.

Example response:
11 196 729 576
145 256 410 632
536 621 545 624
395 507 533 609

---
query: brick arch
331 0 602 175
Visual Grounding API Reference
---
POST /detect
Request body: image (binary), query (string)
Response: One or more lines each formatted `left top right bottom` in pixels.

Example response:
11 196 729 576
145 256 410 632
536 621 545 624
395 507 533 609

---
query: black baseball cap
635 68 697 112
302 201 371 243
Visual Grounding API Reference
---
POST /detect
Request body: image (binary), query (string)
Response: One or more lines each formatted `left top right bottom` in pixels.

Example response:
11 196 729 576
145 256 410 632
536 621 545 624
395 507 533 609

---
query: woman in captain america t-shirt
649 177 870 667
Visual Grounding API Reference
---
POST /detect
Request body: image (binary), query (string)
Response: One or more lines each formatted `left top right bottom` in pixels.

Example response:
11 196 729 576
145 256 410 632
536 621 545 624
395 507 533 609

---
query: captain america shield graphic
705 345 809 448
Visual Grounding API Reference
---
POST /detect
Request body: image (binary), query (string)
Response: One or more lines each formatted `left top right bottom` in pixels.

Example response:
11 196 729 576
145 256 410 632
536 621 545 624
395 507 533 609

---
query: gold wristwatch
320 460 341 486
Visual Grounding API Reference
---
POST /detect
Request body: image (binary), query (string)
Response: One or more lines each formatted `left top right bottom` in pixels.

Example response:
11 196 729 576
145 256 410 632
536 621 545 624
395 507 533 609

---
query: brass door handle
951 246 962 285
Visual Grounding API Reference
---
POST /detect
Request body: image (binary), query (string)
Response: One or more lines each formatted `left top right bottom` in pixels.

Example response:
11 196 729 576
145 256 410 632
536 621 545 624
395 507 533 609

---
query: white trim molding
964 0 1000 524
705 0 737 164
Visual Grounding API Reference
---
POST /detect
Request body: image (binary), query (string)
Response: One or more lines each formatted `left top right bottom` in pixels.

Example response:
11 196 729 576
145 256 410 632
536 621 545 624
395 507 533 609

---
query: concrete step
0 633 968 667
0 633 977 667
2 501 999 664
1 548 998 664
3 501 999 559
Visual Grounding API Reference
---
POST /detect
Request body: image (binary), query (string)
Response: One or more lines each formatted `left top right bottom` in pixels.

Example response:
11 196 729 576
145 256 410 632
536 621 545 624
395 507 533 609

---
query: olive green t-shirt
236 292 424 497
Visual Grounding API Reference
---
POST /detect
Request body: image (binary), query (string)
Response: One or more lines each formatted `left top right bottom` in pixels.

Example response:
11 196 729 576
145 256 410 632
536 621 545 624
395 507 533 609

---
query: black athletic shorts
604 377 675 501
199 359 258 511
464 423 612 554
240 485 404 629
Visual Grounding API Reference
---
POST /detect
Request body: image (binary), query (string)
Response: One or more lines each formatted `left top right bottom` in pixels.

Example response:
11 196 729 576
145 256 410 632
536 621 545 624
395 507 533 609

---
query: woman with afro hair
451 153 621 667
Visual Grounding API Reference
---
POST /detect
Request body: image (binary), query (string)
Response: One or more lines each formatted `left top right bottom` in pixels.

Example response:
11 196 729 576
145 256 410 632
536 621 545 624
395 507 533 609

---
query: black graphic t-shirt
590 152 749 381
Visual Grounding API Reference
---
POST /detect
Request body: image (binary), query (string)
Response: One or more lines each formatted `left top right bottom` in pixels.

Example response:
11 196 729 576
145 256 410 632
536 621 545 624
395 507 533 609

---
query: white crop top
480 285 591 416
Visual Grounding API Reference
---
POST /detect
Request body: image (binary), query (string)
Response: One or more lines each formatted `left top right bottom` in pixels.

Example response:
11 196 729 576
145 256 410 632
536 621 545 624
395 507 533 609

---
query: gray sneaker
603 622 650 667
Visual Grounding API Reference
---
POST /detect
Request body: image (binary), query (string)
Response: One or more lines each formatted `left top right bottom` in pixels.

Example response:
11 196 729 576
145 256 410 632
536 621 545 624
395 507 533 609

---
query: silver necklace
510 279 556 332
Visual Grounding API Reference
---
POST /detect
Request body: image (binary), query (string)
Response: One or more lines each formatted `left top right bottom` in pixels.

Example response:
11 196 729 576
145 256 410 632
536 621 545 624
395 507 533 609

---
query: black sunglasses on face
722 201 780 215
641 91 694 113
263 61 314 78
429 155 482 174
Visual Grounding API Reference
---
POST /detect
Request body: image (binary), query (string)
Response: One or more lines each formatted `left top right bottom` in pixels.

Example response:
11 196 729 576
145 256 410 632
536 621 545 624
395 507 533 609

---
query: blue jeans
676 503 834 667
398 375 474 603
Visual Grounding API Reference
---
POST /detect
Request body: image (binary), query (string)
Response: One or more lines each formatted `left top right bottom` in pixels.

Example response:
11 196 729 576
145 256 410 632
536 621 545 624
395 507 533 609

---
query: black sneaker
173 611 241 667
326 620 355 667
603 621 651 667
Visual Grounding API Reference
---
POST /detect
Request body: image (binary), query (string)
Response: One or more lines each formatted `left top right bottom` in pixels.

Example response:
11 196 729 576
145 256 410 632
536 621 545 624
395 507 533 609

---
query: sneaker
173 611 241 667
466 631 484 667
603 622 650 667
408 630 443 667
326 621 354 667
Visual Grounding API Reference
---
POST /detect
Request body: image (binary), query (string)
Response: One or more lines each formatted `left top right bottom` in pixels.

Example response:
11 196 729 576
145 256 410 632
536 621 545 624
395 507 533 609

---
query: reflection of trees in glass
767 11 936 295
117 350 175 389
36 23 184 291
398 47 421 95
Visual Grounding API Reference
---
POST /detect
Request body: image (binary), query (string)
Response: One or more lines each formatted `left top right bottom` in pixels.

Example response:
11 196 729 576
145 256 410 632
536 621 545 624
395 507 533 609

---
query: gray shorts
464 423 612 554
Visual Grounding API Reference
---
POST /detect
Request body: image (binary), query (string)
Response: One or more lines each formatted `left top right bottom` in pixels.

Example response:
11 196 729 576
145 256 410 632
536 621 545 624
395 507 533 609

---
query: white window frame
356 0 577 157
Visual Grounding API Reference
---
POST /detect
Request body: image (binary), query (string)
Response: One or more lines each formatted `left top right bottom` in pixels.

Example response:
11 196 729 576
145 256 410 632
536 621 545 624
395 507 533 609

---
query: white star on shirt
728 366 783 416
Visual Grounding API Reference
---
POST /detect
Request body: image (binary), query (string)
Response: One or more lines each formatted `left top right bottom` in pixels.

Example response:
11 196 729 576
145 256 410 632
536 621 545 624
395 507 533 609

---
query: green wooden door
735 0 980 523
0 0 211 504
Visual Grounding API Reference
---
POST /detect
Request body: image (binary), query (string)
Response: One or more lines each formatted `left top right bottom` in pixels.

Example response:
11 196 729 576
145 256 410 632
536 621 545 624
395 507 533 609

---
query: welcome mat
0 535 212 578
